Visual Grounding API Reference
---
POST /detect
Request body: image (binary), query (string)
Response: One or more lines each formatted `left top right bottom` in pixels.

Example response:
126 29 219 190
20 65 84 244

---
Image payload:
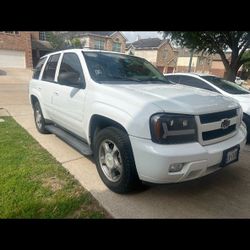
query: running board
45 125 92 156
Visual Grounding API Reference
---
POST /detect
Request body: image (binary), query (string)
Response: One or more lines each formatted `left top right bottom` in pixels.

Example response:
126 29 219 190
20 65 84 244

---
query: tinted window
180 75 218 92
58 53 84 87
165 75 180 84
201 76 250 95
33 57 46 79
42 54 60 82
83 51 168 84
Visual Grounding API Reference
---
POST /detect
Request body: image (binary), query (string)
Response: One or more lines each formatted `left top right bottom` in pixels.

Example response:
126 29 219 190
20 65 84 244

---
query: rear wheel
93 127 141 194
33 101 49 134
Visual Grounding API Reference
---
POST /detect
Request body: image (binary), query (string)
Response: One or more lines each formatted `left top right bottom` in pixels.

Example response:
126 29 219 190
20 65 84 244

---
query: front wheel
93 127 141 194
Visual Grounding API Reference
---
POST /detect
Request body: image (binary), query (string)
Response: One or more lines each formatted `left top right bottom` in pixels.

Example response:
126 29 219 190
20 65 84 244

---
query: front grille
200 109 237 124
202 124 236 141
198 108 239 145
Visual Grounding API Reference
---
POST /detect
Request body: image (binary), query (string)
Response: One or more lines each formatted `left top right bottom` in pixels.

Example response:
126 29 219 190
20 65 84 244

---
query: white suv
29 49 247 193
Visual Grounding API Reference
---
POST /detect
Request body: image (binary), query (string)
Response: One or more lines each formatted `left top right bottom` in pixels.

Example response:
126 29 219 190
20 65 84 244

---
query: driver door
51 52 87 139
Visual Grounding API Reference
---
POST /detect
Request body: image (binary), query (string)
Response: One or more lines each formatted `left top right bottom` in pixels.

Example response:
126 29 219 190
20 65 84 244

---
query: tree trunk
224 67 237 82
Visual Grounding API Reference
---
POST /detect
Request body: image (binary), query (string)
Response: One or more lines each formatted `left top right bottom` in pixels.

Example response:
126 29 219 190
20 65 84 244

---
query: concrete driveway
1 81 250 218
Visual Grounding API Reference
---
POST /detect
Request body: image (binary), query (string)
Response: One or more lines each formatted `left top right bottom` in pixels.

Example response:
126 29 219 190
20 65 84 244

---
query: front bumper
129 124 247 184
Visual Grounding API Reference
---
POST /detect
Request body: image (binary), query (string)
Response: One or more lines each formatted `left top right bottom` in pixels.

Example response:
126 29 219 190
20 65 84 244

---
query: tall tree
163 32 250 81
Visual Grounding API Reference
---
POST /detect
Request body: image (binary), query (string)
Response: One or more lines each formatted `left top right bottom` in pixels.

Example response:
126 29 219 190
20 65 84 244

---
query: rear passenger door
52 52 87 139
39 53 61 120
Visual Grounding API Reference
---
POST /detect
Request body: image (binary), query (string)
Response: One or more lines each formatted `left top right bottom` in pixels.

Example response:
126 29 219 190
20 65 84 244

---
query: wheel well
89 115 128 144
31 95 39 109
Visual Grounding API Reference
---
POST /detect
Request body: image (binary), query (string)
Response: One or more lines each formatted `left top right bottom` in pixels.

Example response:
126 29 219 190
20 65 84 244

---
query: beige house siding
177 57 198 67
176 56 211 74
134 50 158 65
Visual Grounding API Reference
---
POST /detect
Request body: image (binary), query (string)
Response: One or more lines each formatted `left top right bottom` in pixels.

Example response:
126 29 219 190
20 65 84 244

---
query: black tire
93 127 141 194
243 114 250 143
33 101 49 134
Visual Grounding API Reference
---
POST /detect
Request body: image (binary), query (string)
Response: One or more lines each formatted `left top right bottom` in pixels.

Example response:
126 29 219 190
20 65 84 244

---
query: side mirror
58 71 82 86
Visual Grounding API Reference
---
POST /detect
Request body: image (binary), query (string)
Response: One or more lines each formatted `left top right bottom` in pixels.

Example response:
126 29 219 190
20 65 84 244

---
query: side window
42 54 60 82
180 76 218 92
166 75 180 84
33 57 46 80
58 53 85 88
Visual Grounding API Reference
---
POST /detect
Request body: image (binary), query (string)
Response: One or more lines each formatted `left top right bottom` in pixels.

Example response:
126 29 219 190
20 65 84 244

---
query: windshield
201 75 250 95
82 51 170 84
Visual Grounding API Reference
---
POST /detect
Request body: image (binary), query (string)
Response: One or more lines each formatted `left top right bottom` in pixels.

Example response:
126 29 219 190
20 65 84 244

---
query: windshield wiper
110 76 143 82
143 77 170 83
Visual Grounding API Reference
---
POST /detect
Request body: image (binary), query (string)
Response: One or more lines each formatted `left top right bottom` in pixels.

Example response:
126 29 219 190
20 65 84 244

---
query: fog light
169 163 184 173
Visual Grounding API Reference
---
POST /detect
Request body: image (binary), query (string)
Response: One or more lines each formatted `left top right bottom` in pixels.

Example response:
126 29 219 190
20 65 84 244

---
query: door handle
37 87 42 91
54 92 59 96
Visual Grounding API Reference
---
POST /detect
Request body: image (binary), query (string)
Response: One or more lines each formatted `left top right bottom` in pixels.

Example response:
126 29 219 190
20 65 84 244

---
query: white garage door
0 49 26 68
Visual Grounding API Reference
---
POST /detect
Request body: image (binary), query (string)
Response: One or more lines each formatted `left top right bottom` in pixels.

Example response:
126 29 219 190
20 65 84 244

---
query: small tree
46 32 67 50
163 31 250 81
69 38 85 49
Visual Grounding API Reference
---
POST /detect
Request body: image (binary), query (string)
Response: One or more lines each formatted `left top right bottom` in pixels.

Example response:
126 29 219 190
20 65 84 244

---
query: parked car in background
165 73 250 142
235 76 246 86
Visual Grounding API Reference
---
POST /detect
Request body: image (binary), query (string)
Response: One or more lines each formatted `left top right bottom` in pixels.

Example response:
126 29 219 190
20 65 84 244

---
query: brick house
175 48 212 74
31 32 53 67
0 31 53 69
59 31 127 53
210 52 232 77
175 47 235 78
126 38 178 73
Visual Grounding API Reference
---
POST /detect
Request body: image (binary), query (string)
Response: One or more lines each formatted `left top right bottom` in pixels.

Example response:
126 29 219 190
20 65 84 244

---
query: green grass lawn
0 117 107 218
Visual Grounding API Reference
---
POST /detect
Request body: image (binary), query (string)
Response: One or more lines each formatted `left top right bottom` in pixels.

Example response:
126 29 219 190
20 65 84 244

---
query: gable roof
131 38 167 50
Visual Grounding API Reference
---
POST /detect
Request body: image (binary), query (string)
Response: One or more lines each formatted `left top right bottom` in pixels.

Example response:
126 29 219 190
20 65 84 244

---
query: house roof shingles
130 38 166 49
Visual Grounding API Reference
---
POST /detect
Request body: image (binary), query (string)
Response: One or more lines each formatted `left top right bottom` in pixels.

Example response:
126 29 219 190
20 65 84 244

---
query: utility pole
188 49 194 72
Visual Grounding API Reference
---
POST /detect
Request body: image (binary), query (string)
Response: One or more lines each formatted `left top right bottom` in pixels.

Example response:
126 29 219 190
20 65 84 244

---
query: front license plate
220 145 240 167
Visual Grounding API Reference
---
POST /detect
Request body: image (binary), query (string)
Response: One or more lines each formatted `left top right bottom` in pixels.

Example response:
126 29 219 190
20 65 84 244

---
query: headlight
150 113 197 144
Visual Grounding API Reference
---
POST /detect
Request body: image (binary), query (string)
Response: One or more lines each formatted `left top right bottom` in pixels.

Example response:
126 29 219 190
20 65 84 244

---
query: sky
122 31 163 43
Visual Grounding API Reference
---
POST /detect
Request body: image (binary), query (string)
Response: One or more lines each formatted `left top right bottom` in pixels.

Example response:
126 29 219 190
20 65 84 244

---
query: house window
94 40 105 50
39 32 47 41
112 42 121 52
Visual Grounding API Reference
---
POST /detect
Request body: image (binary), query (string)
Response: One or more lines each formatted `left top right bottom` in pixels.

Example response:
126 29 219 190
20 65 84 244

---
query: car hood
232 94 250 103
231 94 250 114
105 83 239 115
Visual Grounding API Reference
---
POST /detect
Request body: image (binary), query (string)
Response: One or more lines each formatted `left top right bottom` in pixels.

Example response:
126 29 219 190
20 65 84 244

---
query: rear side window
33 57 46 79
42 54 60 82
179 75 219 93
166 75 180 84
58 53 85 88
